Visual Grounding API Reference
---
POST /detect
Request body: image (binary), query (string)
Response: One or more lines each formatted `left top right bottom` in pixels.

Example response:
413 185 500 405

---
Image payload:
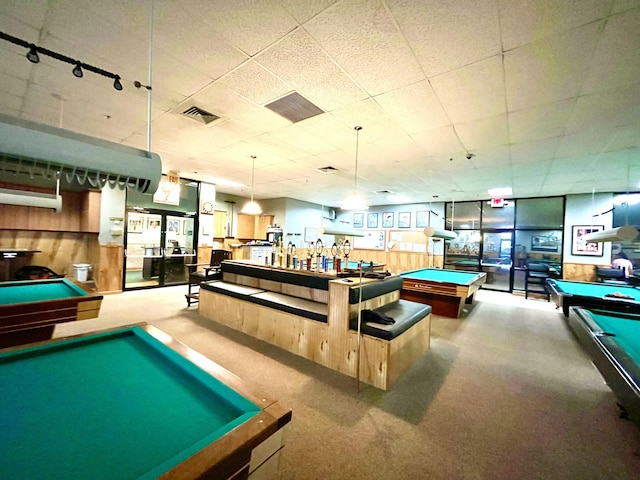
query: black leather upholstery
350 301 431 340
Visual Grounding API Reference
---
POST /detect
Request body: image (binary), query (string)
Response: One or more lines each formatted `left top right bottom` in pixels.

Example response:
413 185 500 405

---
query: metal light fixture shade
342 126 368 210
582 225 639 243
26 44 39 63
241 155 262 215
72 62 83 78
423 227 457 240
113 75 123 91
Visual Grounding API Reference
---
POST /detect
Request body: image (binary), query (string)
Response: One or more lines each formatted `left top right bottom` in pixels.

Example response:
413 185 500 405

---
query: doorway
124 210 196 290
481 230 513 292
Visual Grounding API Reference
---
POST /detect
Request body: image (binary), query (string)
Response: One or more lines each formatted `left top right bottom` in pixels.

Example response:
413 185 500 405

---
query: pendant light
241 155 262 215
342 126 368 210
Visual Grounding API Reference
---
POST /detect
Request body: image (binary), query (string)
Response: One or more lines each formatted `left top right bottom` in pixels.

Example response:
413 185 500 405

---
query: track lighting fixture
26 44 39 63
0 30 123 91
113 75 123 91
72 62 83 78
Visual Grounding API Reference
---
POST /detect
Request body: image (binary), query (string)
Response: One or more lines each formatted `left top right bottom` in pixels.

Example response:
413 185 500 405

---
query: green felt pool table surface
0 324 291 480
401 267 485 285
568 308 640 429
0 278 89 305
547 279 640 316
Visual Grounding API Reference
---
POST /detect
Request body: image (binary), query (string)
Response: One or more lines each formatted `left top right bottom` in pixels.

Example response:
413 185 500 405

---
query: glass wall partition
445 197 565 293
124 177 199 290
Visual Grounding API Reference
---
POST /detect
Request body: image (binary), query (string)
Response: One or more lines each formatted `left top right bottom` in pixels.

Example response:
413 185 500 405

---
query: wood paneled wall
0 230 100 281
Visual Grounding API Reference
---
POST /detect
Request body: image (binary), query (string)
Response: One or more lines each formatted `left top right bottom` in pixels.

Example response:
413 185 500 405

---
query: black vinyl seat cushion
350 300 431 340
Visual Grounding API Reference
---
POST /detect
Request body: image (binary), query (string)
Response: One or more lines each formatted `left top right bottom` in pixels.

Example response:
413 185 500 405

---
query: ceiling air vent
375 190 393 194
180 105 219 125
317 166 339 174
265 92 324 123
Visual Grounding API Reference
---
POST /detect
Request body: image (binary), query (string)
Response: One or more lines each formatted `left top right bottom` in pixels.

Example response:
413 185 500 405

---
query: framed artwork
398 212 411 228
531 234 560 252
416 211 429 228
571 225 604 256
353 213 364 228
382 212 394 228
146 218 161 231
128 217 143 233
167 219 181 234
367 212 378 228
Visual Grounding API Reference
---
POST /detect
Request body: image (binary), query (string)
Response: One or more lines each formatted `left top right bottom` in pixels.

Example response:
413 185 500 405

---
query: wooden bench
198 261 431 390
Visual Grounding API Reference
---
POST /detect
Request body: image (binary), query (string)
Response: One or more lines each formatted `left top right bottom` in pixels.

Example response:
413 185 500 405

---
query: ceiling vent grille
317 166 339 173
180 105 220 125
265 92 324 123
375 189 393 194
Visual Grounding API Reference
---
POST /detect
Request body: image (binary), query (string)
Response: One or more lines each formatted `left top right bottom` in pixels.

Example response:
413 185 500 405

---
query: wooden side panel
98 244 123 293
563 263 597 282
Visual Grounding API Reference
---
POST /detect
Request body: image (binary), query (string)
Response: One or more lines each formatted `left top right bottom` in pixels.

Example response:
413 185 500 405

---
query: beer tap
306 241 314 270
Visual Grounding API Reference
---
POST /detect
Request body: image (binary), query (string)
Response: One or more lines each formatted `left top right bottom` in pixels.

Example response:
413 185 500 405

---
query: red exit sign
490 197 504 208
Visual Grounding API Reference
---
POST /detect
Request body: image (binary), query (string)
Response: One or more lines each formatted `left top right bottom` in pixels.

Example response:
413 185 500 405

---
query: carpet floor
54 287 640 480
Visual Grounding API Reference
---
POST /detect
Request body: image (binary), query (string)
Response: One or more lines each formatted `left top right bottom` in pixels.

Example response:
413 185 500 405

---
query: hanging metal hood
0 113 161 194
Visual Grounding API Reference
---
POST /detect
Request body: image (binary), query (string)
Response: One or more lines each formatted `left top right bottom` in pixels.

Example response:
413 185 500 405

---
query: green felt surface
550 280 640 301
0 278 88 306
0 326 260 480
589 311 640 365
401 268 482 285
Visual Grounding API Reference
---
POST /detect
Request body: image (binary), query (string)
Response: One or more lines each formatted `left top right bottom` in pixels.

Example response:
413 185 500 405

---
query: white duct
582 226 639 243
0 187 62 212
423 227 457 240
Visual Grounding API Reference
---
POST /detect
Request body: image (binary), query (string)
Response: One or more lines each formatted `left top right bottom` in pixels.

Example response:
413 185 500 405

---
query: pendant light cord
354 126 362 195
250 155 256 202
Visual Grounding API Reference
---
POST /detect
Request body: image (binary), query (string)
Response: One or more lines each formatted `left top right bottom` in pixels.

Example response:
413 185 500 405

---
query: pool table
400 267 487 318
0 278 103 348
567 307 640 429
0 323 292 480
547 279 640 317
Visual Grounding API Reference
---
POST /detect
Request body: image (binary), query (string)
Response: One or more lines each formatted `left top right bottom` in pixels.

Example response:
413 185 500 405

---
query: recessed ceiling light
488 187 512 197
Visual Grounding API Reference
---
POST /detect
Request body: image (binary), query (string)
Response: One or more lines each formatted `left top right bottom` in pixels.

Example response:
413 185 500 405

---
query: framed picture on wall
416 211 429 228
353 213 364 228
382 212 394 228
128 217 143 233
571 225 604 256
367 212 378 228
398 212 411 228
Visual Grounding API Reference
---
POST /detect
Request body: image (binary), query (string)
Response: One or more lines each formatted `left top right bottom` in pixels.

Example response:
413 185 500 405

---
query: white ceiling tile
510 138 560 164
279 0 336 24
256 28 366 112
508 98 575 144
430 55 506 124
303 0 424 95
219 60 291 106
374 80 450 134
499 0 611 50
455 114 509 151
389 0 502 77
504 21 601 112
581 8 640 94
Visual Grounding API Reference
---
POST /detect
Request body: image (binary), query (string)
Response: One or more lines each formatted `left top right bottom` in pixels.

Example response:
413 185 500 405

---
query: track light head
72 62 83 78
113 75 123 91
26 44 39 63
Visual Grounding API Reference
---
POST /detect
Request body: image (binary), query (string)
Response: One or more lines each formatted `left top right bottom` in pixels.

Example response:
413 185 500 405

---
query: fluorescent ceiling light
204 177 246 188
488 187 512 197
387 194 409 203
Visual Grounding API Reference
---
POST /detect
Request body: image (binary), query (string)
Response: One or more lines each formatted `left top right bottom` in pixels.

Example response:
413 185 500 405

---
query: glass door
124 211 196 289
481 230 513 292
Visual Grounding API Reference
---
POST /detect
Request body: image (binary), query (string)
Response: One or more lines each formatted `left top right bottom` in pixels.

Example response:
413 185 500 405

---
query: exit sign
490 197 504 208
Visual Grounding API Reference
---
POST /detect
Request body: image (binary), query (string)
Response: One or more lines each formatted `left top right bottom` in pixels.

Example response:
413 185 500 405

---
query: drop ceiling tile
410 125 465 156
566 86 640 136
389 0 501 77
510 138 560 164
263 124 337 156
219 60 291 106
499 0 610 51
581 8 640 95
179 0 298 56
0 71 27 97
508 98 575 144
430 55 506 124
303 0 424 95
504 21 601 111
255 28 366 112
279 0 335 24
0 0 49 30
374 80 450 134
455 114 509 151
